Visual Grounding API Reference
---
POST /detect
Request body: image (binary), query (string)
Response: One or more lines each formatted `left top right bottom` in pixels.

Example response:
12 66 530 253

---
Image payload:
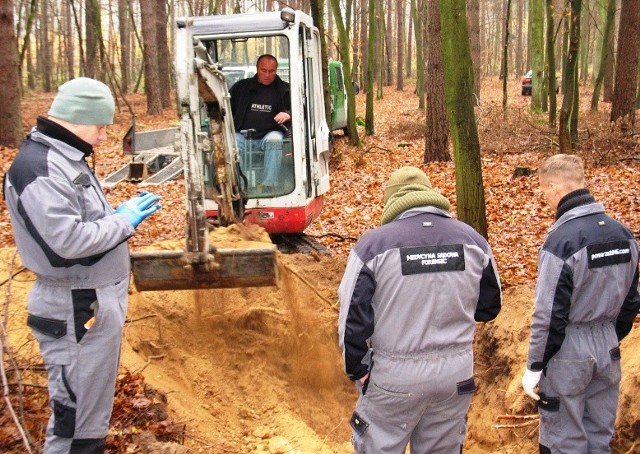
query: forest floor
1 78 639 453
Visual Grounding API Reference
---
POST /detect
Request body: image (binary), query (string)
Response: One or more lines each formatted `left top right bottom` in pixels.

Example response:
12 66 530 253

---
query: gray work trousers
27 279 129 454
350 346 475 453
538 321 621 454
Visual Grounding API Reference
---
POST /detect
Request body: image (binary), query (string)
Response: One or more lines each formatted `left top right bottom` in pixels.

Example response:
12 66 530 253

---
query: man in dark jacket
229 54 290 195
4 77 160 453
338 166 502 453
522 154 640 453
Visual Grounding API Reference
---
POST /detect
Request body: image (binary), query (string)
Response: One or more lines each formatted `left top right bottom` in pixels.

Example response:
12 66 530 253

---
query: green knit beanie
381 166 450 225
48 78 115 125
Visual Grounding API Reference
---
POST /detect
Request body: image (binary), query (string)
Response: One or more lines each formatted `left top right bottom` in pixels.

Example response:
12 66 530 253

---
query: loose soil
2 245 639 453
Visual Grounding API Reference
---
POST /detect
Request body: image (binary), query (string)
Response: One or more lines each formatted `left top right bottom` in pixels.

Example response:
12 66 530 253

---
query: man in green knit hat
338 165 502 453
4 77 161 453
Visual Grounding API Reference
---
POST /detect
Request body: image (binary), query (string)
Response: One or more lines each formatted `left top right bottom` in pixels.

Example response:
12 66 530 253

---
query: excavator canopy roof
190 9 313 38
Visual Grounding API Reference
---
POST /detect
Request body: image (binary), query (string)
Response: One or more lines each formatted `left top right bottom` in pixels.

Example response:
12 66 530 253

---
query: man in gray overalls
338 166 502 453
4 77 161 453
522 154 640 453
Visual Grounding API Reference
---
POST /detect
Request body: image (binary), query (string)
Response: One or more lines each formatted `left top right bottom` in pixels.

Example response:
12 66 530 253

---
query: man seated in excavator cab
229 54 292 197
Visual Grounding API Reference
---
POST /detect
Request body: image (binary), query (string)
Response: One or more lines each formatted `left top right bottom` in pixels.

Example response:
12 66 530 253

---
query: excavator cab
206 36 294 201
191 8 331 235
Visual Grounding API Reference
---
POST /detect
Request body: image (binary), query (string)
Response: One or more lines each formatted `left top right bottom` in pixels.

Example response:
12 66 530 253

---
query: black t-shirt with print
240 82 281 138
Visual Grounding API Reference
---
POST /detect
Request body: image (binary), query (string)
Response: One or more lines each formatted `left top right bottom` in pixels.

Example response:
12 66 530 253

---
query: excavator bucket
130 245 278 291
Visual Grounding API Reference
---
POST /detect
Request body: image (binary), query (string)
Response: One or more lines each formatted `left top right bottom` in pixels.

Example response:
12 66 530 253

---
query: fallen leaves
308 79 639 289
2 82 639 289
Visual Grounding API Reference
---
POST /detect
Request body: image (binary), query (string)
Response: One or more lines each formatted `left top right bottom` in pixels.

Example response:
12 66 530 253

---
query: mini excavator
129 8 332 291
129 17 276 291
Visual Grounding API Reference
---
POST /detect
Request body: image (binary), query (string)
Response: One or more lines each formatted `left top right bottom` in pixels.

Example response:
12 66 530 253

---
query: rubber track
270 233 331 255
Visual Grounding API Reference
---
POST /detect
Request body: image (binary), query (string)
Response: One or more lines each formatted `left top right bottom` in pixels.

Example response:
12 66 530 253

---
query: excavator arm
129 18 277 292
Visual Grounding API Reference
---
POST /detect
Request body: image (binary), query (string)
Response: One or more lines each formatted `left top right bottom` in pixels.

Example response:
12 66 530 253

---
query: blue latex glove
115 192 161 228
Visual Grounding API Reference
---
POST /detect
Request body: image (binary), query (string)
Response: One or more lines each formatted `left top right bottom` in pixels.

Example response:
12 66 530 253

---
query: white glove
521 368 542 400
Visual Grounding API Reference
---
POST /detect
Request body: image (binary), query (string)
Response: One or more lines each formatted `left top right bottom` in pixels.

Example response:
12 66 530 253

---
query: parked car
521 69 560 96
521 70 533 96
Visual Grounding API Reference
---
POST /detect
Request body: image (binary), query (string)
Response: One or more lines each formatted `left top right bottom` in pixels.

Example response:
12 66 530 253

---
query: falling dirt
122 249 354 453
2 245 639 453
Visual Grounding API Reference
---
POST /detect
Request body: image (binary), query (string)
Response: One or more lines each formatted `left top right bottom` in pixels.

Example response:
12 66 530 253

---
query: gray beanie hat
48 77 115 125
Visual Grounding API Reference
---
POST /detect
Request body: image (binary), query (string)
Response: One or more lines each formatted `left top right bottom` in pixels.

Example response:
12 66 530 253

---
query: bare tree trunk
561 1 569 94
155 0 171 108
63 1 74 80
494 0 501 75
637 47 640 108
366 0 375 135
578 0 590 82
17 0 38 90
501 0 512 114
327 0 334 59
554 0 563 75
92 0 107 80
140 0 162 115
467 0 481 99
546 0 557 128
591 0 615 111
41 0 51 90
602 2 616 102
359 0 368 91
0 0 24 147
530 0 545 112
351 0 360 83
376 0 384 99
515 0 523 77
85 0 98 78
610 0 640 127
119 0 131 93
406 5 413 78
310 0 332 128
424 0 449 162
384 0 393 86
559 0 581 154
396 0 404 90
330 0 361 145
68 1 86 78
440 0 488 238
411 0 425 108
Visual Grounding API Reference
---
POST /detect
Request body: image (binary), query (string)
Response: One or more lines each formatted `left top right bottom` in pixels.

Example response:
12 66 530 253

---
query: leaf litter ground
1 78 638 453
